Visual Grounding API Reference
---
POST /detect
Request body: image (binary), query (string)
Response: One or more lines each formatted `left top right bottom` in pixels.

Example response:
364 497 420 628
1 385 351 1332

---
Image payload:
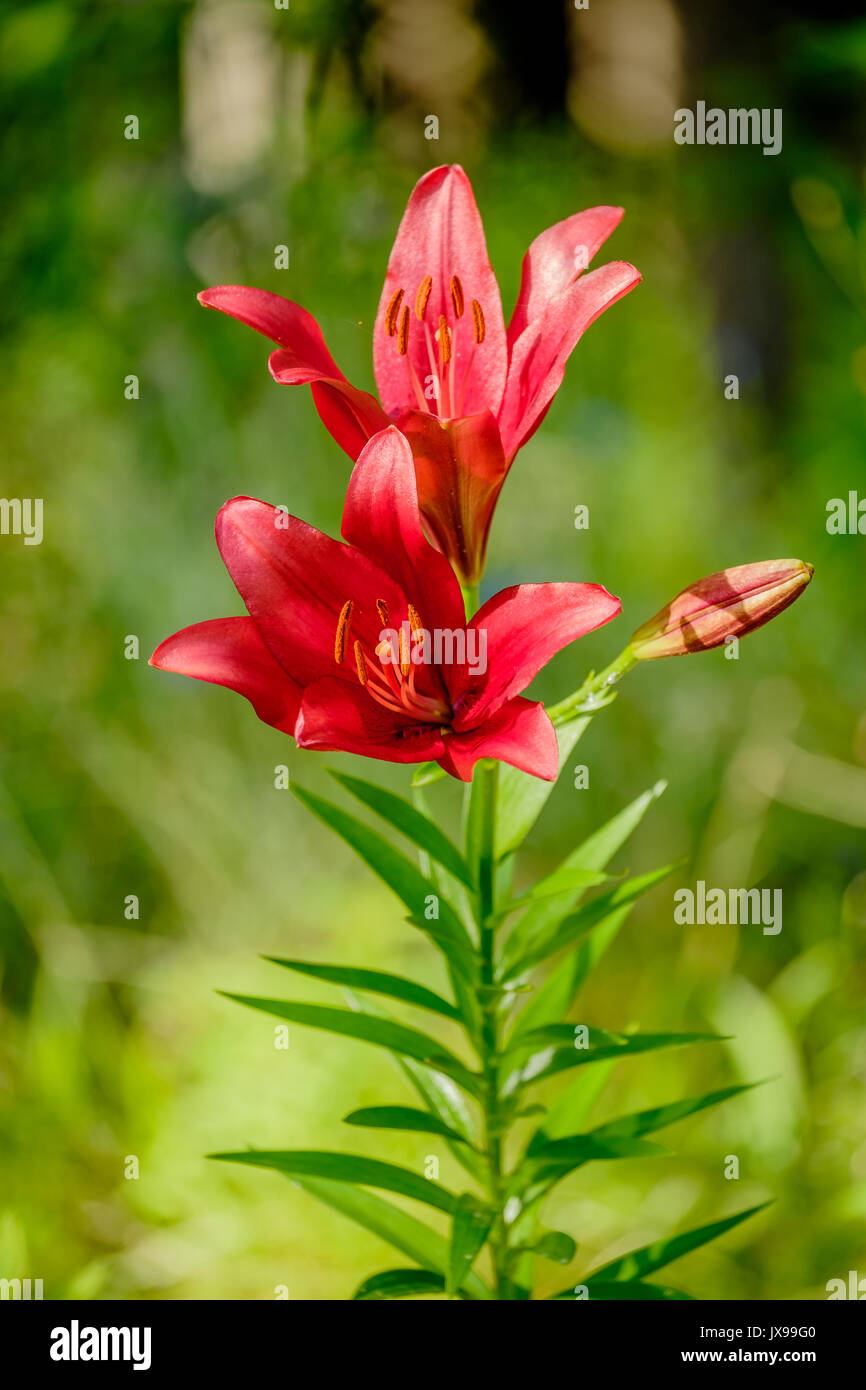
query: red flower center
334 598 452 726
382 274 486 420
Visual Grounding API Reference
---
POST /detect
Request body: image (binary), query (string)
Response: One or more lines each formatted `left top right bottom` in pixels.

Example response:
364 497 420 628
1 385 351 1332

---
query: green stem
470 758 511 1296
548 646 638 726
461 580 481 621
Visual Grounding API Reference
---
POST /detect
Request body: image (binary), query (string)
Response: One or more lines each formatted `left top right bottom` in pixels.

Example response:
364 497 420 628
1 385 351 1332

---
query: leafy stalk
216 639 769 1297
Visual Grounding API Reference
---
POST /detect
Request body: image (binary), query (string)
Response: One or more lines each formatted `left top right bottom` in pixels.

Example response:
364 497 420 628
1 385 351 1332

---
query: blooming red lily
150 429 620 782
198 165 640 585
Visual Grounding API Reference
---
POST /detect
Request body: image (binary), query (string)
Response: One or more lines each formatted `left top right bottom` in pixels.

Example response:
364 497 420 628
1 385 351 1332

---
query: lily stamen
396 305 410 356
384 287 404 336
450 275 464 318
334 599 353 664
415 275 432 320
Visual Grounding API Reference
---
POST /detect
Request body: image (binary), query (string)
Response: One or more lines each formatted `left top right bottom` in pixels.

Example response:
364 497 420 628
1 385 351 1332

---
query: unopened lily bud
628 559 813 659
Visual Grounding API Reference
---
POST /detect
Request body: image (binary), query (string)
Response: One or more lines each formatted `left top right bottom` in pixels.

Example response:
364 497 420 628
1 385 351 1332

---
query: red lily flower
198 165 640 584
150 428 620 782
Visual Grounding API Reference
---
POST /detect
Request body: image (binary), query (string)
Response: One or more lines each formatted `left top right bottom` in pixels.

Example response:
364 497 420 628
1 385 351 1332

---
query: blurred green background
2 0 865 1300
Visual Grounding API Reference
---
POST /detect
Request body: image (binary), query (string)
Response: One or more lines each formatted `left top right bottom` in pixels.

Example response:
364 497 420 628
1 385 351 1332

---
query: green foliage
4 9 856 1299
220 762 767 1298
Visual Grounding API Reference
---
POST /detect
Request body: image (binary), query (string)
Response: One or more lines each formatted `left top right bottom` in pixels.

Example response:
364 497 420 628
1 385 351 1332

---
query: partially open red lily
151 429 620 781
198 166 640 584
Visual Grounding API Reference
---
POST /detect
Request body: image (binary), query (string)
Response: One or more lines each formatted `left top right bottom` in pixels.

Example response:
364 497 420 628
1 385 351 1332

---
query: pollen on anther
376 598 391 627
334 599 353 663
471 299 485 344
450 275 465 318
354 640 368 685
384 288 404 336
438 315 452 365
407 603 423 634
415 275 433 320
397 305 410 355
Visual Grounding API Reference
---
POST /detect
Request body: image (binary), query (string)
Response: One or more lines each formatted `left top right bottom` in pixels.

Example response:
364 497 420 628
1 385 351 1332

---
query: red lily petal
372 165 507 419
507 206 625 346
341 427 466 634
296 676 446 766
216 497 405 687
396 408 509 587
308 378 392 461
498 260 641 462
150 617 301 732
451 581 621 729
199 286 345 379
439 697 558 782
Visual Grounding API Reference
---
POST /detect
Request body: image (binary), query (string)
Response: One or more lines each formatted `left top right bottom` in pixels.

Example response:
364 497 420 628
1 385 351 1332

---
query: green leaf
285 1175 491 1299
496 720 590 859
505 904 630 1046
587 1083 759 1144
291 784 475 978
491 866 610 922
502 1029 725 1093
501 865 674 979
410 782 483 1041
532 1063 616 1142
528 1082 755 1159
519 1230 577 1264
549 1281 693 1301
344 992 485 1182
353 1268 456 1300
327 769 474 888
264 957 460 1022
343 1105 473 1147
570 780 668 873
585 1203 773 1285
499 782 668 976
447 1194 493 1297
211 1149 457 1215
412 762 446 788
522 1133 667 1183
223 994 482 1097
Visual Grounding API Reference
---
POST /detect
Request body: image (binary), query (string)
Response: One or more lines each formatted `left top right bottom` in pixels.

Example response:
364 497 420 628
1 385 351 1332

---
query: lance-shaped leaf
353 1268 458 1300
501 865 674 979
211 1148 458 1215
327 768 474 888
570 779 668 872
548 1281 693 1300
496 719 590 858
490 866 610 924
532 1063 616 1143
222 994 483 1098
265 956 460 1022
505 903 630 1046
501 1028 725 1094
343 1105 474 1147
586 1083 759 1145
585 1202 773 1286
515 1229 577 1264
516 1132 668 1189
527 1082 756 1159
345 992 485 1183
447 1194 494 1297
500 782 667 975
412 783 483 1039
291 784 475 979
285 1175 491 1299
